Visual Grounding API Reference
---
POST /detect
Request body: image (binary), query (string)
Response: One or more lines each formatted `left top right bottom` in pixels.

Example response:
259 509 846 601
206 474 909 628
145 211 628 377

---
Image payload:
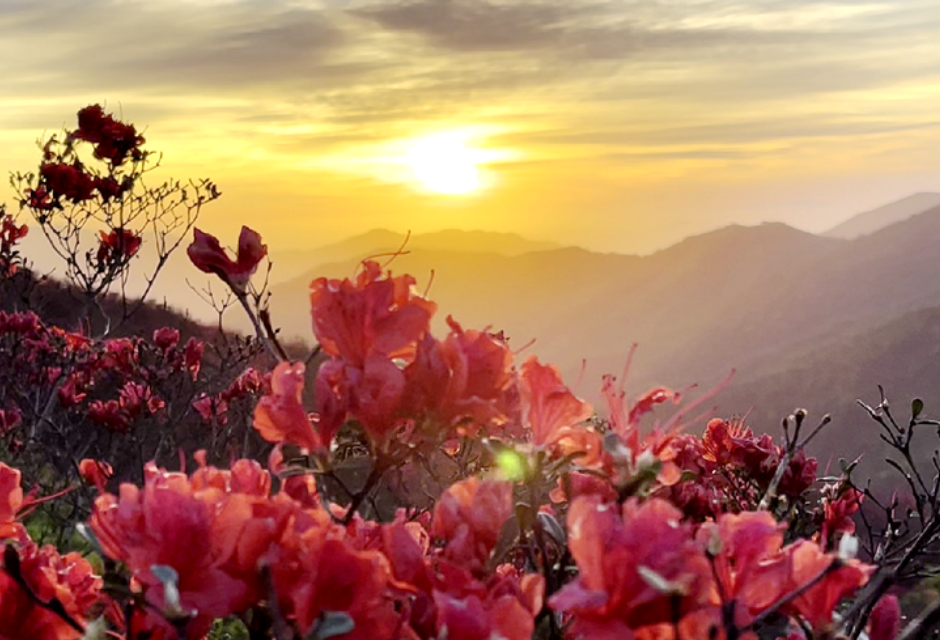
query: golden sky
2 0 940 254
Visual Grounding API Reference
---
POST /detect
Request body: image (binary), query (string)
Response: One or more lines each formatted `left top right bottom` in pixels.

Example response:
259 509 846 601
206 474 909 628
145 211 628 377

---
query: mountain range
824 192 940 240
249 192 940 480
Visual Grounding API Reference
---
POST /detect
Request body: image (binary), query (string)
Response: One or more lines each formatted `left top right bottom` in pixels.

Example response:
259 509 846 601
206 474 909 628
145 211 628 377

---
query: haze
2 0 939 254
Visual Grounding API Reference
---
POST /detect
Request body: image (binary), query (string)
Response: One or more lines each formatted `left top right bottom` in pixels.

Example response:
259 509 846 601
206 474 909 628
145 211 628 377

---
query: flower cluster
70 104 146 167
0 464 102 639
551 499 872 639
27 104 143 212
85 455 541 640
0 207 29 278
654 418 819 521
14 104 218 303
2 249 907 640
53 332 206 433
0 106 924 640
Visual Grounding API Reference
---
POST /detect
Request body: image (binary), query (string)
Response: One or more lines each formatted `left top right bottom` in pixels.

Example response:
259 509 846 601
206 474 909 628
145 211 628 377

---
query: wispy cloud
1 0 939 252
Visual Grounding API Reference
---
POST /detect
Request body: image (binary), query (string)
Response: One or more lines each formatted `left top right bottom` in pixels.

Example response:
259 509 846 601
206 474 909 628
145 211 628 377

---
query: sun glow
405 133 485 195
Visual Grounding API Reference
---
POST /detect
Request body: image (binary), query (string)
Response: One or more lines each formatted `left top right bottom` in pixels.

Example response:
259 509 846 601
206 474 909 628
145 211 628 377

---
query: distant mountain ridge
255 199 940 479
269 229 560 284
824 192 940 239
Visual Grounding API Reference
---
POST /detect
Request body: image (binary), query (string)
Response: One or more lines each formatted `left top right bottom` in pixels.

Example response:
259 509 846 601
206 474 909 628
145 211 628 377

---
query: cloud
2 0 940 181
3 0 937 109
0 0 353 94
512 118 940 152
351 0 589 52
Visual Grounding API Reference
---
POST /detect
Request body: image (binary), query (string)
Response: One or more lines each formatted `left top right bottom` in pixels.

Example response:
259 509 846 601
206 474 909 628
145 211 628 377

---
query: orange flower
779 540 872 631
266 518 400 640
437 317 516 433
78 458 113 493
0 537 102 640
89 463 276 638
434 586 541 640
519 356 594 447
549 497 712 634
0 463 25 539
254 361 324 452
431 478 513 576
696 511 790 624
187 226 267 293
309 260 436 366
315 354 407 443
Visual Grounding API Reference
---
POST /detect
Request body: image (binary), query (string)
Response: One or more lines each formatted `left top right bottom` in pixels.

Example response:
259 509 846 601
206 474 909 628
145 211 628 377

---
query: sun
405 133 483 195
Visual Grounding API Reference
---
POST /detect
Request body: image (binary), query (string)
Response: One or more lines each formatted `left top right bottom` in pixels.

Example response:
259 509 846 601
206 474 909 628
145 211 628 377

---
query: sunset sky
2 0 939 254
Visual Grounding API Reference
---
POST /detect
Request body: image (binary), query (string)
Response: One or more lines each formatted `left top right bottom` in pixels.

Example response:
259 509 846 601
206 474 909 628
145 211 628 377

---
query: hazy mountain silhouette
258 202 940 479
716 303 940 482
263 221 845 384
269 229 560 284
824 192 940 239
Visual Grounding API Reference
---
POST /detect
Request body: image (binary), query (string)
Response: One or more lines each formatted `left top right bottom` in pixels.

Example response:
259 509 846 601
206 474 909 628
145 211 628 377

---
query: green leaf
913 398 925 420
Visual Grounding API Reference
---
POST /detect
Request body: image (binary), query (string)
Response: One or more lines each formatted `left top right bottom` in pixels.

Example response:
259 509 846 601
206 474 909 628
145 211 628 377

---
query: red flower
431 478 513 576
868 594 901 640
94 175 127 202
550 471 618 504
189 453 272 498
314 354 406 444
437 317 516 433
701 418 818 500
87 399 132 433
254 361 324 452
434 586 540 640
820 486 863 548
152 327 181 351
696 511 790 626
0 463 25 539
100 337 139 373
96 228 142 266
399 334 450 417
25 187 54 211
183 337 204 380
90 462 279 638
0 538 102 640
779 540 872 631
518 356 596 455
187 227 267 293
193 394 229 425
309 260 436 366
118 381 164 417
79 459 113 493
549 497 712 634
0 212 29 277
57 374 87 407
0 409 21 437
75 104 108 140
267 527 400 640
702 418 753 466
222 367 264 401
72 104 145 166
39 162 95 203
